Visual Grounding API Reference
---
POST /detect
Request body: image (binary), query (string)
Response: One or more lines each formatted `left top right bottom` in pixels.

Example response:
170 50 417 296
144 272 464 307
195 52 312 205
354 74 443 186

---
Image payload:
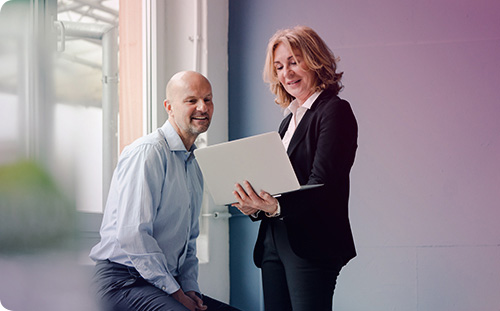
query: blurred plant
0 161 76 254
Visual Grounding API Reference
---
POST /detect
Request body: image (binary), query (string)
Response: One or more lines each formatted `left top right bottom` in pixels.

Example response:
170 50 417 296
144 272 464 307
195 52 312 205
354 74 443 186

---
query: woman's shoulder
313 90 351 113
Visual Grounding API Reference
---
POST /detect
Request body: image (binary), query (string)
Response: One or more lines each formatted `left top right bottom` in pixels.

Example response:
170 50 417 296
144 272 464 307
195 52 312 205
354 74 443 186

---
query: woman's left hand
232 180 279 215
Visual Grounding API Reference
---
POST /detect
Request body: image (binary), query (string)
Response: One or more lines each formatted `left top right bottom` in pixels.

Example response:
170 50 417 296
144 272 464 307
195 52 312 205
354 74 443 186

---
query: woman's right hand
232 180 279 216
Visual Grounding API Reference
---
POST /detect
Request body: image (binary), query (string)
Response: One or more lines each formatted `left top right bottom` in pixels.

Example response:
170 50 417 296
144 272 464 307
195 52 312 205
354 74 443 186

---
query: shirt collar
283 90 323 116
162 120 197 154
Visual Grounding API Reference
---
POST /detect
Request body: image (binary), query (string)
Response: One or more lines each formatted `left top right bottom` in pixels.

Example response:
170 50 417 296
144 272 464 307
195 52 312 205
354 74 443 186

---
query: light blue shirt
89 120 203 295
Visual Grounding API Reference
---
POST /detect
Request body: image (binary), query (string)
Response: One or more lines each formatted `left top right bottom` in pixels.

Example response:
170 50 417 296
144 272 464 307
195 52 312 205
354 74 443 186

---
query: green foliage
0 161 76 254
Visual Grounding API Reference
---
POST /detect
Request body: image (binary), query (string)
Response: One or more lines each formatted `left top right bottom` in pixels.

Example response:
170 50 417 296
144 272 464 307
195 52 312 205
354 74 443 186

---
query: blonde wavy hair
263 26 344 107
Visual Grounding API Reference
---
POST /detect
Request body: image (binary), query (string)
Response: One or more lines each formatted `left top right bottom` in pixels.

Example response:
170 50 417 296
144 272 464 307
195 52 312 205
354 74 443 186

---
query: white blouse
282 90 323 151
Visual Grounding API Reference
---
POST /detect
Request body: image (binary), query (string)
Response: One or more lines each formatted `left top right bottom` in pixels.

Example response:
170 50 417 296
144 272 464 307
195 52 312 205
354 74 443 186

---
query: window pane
55 0 119 213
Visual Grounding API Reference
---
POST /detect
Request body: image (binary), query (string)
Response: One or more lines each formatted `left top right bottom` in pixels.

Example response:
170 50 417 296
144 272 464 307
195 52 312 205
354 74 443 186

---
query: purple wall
229 0 500 310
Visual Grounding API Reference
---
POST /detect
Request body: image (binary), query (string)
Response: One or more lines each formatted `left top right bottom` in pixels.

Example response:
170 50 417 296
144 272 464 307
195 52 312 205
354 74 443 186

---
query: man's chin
191 124 210 135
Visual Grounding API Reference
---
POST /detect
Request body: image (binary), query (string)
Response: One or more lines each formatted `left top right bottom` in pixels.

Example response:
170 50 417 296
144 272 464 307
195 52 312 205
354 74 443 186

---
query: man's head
164 71 214 149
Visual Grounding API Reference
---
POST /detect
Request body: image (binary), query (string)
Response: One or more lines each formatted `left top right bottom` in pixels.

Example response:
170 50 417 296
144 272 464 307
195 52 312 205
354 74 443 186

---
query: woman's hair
263 25 344 107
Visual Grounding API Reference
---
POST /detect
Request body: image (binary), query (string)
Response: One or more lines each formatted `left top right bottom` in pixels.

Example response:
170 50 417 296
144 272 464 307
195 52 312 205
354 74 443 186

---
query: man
90 71 238 311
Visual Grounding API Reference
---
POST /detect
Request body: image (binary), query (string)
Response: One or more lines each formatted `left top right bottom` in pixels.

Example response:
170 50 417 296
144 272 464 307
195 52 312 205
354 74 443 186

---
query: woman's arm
232 180 279 216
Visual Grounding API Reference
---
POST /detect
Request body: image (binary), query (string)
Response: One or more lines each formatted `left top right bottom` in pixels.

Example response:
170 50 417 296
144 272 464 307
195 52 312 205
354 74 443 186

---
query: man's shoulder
122 129 169 157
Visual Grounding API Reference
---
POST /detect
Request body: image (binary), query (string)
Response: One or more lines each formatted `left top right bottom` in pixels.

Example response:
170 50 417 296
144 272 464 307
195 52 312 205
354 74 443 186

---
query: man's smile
191 114 210 122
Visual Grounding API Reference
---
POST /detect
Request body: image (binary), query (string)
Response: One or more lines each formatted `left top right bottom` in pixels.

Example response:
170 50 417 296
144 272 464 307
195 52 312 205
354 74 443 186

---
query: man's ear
164 99 172 115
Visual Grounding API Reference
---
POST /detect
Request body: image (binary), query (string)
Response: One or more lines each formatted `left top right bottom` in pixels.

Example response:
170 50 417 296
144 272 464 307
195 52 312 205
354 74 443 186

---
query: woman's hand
232 181 279 215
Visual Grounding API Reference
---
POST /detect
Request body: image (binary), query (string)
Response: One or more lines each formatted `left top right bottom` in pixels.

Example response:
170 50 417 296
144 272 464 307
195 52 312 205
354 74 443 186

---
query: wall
161 0 231 302
228 0 500 310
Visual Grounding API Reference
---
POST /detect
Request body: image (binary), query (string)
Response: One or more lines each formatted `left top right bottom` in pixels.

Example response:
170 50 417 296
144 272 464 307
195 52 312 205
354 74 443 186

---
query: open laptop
194 131 321 206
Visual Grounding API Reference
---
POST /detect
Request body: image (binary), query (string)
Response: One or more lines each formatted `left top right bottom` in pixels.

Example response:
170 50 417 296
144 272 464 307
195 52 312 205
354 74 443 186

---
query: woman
232 26 358 311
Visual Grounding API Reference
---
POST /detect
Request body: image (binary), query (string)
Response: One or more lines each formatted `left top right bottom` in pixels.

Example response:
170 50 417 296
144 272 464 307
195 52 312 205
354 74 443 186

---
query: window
55 0 119 213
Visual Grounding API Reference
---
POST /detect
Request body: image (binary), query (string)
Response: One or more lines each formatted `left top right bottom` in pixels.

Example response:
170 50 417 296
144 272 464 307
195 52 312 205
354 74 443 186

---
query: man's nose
196 100 208 112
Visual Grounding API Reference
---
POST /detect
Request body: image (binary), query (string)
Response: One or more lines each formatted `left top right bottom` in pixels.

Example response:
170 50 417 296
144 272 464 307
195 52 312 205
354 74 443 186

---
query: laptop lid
194 132 300 205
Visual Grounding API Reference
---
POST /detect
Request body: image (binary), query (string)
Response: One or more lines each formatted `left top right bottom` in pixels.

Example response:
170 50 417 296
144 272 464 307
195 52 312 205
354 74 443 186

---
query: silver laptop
194 131 320 206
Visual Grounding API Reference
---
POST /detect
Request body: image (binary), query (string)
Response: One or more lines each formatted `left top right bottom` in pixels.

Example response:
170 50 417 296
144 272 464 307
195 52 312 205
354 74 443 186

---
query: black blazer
253 89 358 267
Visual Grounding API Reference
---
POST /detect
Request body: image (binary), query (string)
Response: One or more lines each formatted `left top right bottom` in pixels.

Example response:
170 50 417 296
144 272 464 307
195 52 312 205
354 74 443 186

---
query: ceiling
55 0 119 105
57 0 118 26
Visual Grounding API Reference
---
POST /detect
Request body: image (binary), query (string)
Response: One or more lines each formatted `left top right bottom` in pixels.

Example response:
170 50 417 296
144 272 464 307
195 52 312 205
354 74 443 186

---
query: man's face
166 74 214 147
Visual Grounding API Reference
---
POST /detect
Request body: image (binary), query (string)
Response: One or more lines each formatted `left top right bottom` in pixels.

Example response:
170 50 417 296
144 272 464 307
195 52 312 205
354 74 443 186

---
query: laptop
194 131 321 206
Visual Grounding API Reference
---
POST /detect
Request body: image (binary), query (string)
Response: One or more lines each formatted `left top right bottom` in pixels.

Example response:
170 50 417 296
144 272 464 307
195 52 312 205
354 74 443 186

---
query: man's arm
115 144 180 294
176 197 201 293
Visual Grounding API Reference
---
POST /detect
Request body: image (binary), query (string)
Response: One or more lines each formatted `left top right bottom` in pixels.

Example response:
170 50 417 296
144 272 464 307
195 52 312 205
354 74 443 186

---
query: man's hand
171 289 200 311
186 291 207 311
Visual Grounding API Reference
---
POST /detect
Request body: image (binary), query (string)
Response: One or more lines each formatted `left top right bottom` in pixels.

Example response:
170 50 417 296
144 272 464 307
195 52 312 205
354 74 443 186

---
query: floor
0 249 98 311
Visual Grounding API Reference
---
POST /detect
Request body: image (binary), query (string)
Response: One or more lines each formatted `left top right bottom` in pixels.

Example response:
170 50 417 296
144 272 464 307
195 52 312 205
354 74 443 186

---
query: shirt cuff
265 202 281 218
157 280 180 295
250 210 261 218
178 279 200 294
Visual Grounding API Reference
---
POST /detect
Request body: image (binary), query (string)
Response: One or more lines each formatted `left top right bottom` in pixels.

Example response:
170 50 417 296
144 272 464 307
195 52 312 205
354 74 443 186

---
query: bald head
164 71 214 150
166 71 211 101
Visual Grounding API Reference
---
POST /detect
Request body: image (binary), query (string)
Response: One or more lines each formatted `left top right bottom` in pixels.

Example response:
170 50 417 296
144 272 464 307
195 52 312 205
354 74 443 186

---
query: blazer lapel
279 113 292 138
285 90 335 156
286 109 313 156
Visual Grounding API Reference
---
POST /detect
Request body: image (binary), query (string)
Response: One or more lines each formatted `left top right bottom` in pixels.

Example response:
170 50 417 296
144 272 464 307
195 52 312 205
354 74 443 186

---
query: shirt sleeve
114 143 180 294
176 206 200 293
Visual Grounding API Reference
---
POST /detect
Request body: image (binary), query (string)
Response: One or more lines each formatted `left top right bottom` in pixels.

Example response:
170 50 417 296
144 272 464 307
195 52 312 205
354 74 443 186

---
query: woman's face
273 42 317 105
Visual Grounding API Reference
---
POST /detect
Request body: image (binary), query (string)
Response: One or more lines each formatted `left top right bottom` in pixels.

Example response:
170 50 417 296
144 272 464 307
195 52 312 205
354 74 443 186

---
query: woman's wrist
265 202 281 218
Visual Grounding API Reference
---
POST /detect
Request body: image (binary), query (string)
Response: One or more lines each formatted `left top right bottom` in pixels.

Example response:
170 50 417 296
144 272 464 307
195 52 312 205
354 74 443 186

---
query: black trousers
261 220 344 311
92 260 240 311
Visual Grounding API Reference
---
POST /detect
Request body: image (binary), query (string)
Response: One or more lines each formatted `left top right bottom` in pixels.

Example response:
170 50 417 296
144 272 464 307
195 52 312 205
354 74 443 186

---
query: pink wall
229 0 500 309
318 1 500 309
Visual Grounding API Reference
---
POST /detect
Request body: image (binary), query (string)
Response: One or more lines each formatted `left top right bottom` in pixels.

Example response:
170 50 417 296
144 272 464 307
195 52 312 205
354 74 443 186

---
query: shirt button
162 286 166 291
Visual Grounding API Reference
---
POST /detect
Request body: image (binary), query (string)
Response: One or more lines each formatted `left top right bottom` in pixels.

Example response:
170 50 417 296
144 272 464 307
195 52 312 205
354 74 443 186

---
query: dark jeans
261 220 344 311
92 260 240 311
